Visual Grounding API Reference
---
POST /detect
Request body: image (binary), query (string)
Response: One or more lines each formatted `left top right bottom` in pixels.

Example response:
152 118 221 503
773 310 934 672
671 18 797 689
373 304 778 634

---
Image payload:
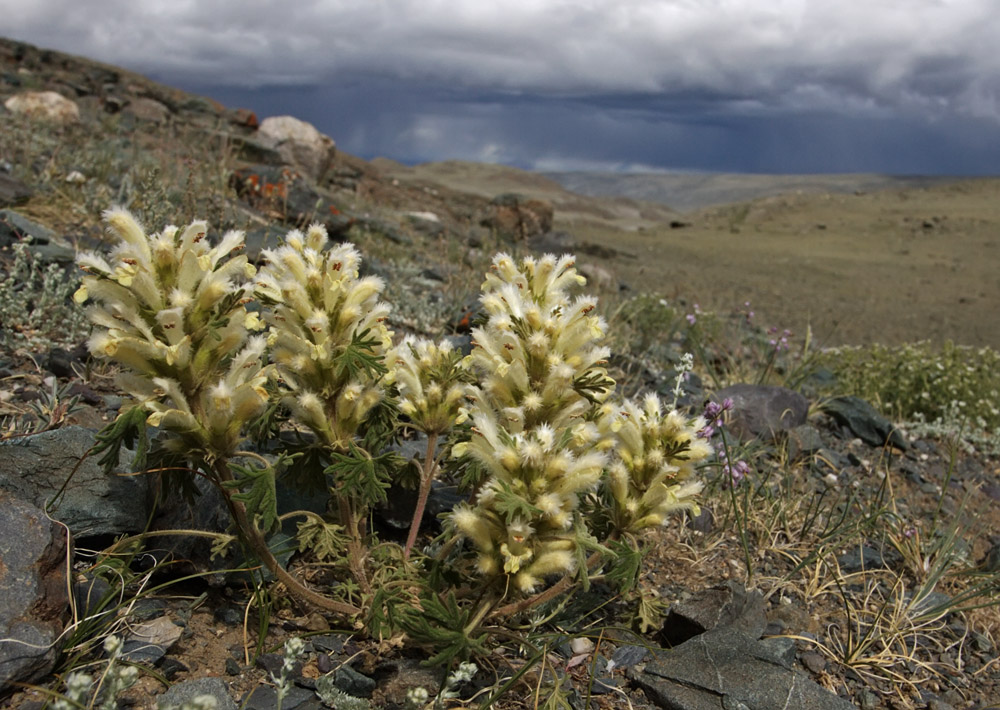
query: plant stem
488 551 603 619
404 431 439 559
719 429 754 581
212 459 362 617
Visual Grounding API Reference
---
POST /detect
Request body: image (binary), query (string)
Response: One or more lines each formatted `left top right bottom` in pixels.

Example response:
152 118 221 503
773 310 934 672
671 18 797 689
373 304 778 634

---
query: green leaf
395 592 488 668
296 517 348 562
92 405 148 476
224 457 285 534
491 479 541 522
325 442 397 508
336 328 388 381
605 539 643 594
636 588 667 634
573 369 615 403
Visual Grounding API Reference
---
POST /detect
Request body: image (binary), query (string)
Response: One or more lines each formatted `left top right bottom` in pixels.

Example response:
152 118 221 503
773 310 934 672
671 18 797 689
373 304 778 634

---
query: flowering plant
81 209 712 647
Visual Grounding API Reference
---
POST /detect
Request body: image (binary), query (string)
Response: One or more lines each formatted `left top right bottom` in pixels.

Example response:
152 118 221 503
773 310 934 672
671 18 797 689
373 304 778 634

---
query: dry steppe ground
384 161 1000 349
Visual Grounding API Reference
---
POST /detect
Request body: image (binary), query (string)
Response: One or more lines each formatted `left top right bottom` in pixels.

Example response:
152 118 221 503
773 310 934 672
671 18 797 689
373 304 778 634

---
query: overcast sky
6 0 1000 174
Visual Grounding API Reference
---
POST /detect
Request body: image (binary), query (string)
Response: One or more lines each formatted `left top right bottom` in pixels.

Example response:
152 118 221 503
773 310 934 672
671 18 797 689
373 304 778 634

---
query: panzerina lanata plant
389 335 470 557
82 210 710 637
77 209 358 615
598 392 710 534
450 253 615 594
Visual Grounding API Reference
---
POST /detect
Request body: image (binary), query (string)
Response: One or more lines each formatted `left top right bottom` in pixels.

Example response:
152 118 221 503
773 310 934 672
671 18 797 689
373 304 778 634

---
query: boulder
123 97 170 124
157 677 237 710
712 384 810 442
822 396 908 450
481 193 554 241
0 426 149 538
257 115 336 182
0 491 69 693
0 209 75 263
0 173 32 208
4 90 80 122
632 582 856 710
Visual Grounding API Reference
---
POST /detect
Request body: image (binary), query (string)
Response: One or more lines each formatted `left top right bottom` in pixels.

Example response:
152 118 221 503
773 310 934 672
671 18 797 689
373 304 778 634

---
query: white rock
406 211 441 223
257 115 336 182
4 91 80 123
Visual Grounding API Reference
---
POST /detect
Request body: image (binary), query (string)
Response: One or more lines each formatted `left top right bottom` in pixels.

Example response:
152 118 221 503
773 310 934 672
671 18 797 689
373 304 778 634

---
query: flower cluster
599 393 710 533
76 209 268 457
451 254 615 592
254 225 392 450
390 336 468 435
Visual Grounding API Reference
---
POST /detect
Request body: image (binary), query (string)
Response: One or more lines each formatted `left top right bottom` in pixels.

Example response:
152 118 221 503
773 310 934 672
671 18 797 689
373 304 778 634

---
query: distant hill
541 171 957 212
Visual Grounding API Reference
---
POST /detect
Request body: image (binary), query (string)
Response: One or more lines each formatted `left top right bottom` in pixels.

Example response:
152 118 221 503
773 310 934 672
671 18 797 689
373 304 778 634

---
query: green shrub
816 341 1000 450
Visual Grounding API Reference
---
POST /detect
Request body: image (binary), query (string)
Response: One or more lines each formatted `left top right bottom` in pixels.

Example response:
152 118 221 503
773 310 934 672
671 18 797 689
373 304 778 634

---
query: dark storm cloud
4 1 1000 173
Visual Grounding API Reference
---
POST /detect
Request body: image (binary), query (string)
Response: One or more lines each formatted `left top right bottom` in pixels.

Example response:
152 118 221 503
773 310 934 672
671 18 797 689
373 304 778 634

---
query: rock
659 581 767 647
481 193 554 241
0 427 148 538
0 491 69 693
372 659 442 710
123 97 170 124
712 384 810 442
257 115 336 182
331 665 376 698
121 616 184 665
157 677 237 710
787 424 825 460
241 684 321 710
4 90 79 122
610 644 648 668
836 544 900 573
630 626 857 710
577 262 616 291
0 209 75 263
822 396 908 450
0 173 32 207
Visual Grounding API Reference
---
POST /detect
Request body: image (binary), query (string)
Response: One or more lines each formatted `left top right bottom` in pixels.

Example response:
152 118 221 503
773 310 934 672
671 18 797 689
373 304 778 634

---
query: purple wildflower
723 460 750 486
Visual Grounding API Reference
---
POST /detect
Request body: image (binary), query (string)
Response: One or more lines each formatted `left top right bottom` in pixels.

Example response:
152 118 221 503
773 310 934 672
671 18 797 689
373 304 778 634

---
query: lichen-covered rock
4 90 79 122
480 193 554 241
712 384 810 442
0 491 69 693
257 115 336 182
0 426 148 537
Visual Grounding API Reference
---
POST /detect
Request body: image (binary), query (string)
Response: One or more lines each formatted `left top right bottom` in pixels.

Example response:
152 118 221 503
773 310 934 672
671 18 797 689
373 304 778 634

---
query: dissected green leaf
92 405 148 475
224 458 283 534
492 478 542 522
325 442 398 508
296 517 348 562
396 592 488 668
605 539 643 594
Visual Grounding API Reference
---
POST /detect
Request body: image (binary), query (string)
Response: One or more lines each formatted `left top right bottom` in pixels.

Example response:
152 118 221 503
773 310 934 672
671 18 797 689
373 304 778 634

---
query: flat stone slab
0 491 69 693
0 426 148 537
631 628 857 710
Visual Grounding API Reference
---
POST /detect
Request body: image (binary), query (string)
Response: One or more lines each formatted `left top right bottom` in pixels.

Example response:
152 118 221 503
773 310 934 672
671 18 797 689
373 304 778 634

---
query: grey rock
0 491 69 693
712 385 810 442
0 209 75 262
630 627 857 710
0 426 148 537
241 684 321 710
0 172 32 207
158 677 237 710
374 658 442 710
836 544 900 573
822 396 908 450
660 581 766 647
332 665 376 698
611 644 648 668
786 424 825 460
